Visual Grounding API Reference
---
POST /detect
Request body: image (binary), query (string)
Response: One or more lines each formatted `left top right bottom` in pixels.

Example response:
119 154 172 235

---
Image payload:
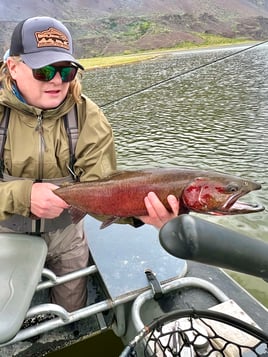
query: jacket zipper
35 113 47 180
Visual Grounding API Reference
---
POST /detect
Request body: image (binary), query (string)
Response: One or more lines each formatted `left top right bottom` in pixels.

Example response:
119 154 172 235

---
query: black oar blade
159 214 268 280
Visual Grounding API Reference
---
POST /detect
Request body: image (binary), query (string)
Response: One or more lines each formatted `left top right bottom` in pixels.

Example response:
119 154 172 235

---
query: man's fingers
167 194 179 215
144 195 158 218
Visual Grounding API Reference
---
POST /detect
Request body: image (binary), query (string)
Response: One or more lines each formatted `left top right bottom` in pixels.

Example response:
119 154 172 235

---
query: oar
159 214 268 281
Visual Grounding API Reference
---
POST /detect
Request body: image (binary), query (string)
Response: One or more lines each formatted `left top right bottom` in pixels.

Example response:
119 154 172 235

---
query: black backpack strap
63 105 79 178
0 107 10 177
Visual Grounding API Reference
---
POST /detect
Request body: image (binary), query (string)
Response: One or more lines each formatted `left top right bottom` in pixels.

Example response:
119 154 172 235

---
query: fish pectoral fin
100 216 120 229
69 207 87 224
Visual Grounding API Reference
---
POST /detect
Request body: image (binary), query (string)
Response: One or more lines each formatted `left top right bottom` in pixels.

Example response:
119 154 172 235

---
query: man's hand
138 192 179 229
31 182 70 219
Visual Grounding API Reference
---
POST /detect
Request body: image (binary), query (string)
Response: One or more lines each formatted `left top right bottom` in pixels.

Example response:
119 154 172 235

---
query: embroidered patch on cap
35 27 70 50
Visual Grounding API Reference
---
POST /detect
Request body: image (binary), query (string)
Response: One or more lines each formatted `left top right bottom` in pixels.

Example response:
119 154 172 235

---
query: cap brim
21 50 84 70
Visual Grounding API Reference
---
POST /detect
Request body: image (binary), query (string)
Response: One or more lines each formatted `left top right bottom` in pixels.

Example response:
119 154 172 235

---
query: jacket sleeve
0 105 34 221
0 179 33 220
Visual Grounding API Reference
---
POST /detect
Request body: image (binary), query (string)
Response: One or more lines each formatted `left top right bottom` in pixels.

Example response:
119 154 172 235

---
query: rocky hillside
1 0 268 58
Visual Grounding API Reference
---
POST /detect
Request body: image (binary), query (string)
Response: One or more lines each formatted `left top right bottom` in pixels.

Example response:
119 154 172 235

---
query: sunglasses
32 65 78 82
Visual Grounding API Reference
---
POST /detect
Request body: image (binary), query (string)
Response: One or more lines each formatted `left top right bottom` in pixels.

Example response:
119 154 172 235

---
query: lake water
51 44 268 356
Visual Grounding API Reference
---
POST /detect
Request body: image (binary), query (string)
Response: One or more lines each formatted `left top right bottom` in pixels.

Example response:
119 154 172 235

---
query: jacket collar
0 87 75 119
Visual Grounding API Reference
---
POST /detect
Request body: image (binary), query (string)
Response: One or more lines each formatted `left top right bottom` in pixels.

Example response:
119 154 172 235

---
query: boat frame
0 215 267 356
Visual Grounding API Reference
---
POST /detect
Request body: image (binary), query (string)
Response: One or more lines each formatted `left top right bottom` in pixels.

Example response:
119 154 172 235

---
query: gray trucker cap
9 16 84 70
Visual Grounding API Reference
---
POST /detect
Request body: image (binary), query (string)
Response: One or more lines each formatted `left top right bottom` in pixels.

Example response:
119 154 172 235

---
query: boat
0 214 268 356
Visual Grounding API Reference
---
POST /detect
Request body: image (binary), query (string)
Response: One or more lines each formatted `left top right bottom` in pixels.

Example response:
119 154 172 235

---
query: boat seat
0 233 47 343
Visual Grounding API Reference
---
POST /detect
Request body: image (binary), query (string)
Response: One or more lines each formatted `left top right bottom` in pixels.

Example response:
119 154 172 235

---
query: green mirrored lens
61 67 77 82
32 66 56 81
32 65 78 82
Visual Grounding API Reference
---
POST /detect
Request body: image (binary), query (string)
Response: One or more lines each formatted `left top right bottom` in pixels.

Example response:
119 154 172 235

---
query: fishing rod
100 40 268 108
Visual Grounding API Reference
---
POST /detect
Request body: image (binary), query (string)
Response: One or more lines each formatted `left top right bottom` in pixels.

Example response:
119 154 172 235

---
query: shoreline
79 40 259 70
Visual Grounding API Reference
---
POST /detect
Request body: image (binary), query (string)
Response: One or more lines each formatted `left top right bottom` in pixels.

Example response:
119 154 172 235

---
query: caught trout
54 167 264 228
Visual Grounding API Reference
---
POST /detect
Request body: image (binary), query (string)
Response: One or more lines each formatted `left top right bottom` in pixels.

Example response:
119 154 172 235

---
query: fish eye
226 183 239 193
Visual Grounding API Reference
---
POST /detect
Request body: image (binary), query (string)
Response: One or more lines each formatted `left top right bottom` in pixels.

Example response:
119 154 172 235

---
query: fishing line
100 40 268 108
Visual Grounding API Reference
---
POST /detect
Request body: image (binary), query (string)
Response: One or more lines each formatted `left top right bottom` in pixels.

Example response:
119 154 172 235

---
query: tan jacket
0 88 117 222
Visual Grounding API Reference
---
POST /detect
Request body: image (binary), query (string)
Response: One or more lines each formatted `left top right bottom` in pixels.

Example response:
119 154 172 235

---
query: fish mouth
213 192 264 215
226 201 265 214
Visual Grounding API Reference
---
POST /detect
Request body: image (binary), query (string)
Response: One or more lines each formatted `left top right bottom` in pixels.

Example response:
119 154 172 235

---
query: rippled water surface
84 44 268 304
52 45 268 356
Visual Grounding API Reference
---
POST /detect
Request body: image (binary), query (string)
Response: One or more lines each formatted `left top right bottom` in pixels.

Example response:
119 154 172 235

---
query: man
0 16 179 312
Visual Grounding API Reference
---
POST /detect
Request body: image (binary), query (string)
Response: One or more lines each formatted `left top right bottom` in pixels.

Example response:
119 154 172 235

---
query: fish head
182 176 264 215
